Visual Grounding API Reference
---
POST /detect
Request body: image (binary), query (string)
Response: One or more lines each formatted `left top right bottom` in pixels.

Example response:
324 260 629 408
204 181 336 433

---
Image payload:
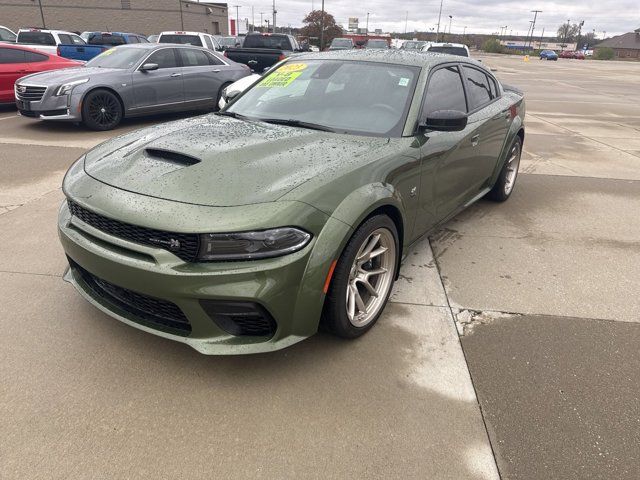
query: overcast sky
225 0 639 38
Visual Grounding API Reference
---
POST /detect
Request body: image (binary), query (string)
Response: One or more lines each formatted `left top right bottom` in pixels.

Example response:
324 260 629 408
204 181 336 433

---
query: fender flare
290 184 406 337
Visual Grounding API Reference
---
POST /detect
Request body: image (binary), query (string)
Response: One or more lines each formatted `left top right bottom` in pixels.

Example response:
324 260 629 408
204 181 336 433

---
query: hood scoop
145 148 201 166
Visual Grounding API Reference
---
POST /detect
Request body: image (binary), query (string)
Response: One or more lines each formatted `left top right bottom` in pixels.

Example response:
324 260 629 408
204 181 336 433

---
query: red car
0 43 80 104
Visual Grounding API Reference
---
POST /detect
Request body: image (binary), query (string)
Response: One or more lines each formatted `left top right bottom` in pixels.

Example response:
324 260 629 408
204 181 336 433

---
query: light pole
233 5 241 35
259 12 264 32
435 0 443 42
576 20 584 51
265 19 270 32
366 12 370 36
463 25 467 36
404 11 408 35
251 6 254 32
272 0 277 33
178 0 184 30
319 0 325 51
448 15 452 37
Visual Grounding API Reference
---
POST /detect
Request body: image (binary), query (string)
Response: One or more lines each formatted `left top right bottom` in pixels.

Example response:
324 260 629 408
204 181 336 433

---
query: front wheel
322 215 399 339
82 89 123 131
487 136 522 202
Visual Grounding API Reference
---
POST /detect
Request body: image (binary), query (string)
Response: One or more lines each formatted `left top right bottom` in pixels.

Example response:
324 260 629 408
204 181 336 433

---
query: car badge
17 85 26 93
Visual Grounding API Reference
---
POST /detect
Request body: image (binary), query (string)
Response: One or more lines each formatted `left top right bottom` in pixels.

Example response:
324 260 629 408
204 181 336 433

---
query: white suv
158 31 222 51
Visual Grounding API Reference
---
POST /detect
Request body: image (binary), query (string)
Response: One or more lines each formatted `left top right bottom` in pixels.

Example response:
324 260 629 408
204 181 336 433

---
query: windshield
85 47 147 68
159 34 202 46
218 37 238 46
243 35 292 50
331 39 352 47
227 60 419 137
366 40 388 49
428 46 468 57
403 41 425 50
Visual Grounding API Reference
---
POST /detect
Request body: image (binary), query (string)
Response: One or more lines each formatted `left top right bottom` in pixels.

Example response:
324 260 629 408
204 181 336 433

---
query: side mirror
225 89 241 101
139 63 159 72
421 110 468 132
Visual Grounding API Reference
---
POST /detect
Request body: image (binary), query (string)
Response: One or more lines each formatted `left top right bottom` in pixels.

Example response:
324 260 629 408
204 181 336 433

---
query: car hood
19 67 117 85
84 115 390 207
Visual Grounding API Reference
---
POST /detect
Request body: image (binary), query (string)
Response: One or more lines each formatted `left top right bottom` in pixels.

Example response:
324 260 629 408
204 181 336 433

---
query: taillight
57 46 61 57
223 51 227 57
278 54 286 61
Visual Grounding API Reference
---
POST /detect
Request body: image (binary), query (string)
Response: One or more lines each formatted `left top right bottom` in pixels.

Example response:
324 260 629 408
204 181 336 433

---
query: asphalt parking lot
1 54 639 479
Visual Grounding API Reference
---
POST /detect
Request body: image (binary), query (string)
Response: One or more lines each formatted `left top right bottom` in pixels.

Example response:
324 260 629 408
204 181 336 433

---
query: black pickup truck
224 33 307 72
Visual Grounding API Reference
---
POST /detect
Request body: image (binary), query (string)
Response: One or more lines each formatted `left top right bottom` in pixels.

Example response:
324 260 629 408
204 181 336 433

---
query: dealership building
595 28 640 60
1 0 229 36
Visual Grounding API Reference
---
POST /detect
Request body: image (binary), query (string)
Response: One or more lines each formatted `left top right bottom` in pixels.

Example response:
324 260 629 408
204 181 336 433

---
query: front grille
68 200 200 262
69 257 191 336
16 85 46 102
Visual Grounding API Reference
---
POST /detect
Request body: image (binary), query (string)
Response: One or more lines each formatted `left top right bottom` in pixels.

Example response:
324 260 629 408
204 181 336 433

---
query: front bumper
15 87 82 122
57 162 351 354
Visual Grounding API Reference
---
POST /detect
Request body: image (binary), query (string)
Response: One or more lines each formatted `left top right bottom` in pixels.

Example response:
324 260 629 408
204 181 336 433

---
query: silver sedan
15 43 251 130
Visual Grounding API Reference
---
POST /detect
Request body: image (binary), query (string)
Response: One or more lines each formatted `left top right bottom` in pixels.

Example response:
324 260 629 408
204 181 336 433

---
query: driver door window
422 65 467 117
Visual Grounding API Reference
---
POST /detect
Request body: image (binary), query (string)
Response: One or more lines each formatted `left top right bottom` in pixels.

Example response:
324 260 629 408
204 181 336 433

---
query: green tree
594 47 614 60
300 10 343 50
482 38 503 53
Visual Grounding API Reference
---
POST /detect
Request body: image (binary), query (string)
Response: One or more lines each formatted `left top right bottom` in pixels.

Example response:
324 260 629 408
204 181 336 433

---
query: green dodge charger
59 50 525 354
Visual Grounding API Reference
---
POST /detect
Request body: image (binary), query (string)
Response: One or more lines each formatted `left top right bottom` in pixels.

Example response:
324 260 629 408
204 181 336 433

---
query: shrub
482 38 503 54
594 47 614 60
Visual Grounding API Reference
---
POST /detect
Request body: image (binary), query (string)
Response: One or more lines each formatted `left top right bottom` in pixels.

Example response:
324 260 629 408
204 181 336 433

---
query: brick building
1 0 229 36
595 28 640 60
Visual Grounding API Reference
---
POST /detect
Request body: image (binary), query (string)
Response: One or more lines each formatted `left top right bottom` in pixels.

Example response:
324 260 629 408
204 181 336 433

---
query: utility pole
233 5 241 35
272 0 276 33
404 11 408 34
448 15 452 37
576 20 584 51
251 6 254 32
366 12 370 36
538 27 545 49
36 0 46 28
319 0 325 51
527 10 542 49
178 0 184 30
463 25 467 36
259 12 264 32
435 0 443 42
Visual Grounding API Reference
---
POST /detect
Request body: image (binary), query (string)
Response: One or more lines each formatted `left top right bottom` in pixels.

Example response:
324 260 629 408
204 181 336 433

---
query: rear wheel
82 89 123 131
487 136 522 202
322 215 399 339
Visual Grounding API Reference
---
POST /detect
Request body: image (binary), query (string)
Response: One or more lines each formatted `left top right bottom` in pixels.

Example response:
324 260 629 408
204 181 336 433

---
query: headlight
198 228 312 261
55 78 89 96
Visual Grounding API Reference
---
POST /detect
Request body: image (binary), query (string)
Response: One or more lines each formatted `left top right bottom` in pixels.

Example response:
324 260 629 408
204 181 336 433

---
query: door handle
471 134 480 147
212 69 221 73
170 73 182 77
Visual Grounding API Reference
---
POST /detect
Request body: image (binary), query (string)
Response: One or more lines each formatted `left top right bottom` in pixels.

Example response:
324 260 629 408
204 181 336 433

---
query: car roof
159 31 209 36
427 42 468 48
0 42 51 54
294 49 481 69
17 28 76 35
111 43 214 52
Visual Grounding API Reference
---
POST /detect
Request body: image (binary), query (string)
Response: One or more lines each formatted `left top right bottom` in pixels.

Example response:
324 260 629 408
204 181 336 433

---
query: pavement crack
454 309 522 337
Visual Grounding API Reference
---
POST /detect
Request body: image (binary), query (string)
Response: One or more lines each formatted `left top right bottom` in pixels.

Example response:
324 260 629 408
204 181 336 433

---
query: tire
487 136 522 202
322 214 399 339
82 89 123 131
215 82 232 111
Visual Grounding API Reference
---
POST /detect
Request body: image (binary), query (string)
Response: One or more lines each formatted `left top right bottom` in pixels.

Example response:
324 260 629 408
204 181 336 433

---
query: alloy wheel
504 141 521 196
345 228 396 327
87 93 120 128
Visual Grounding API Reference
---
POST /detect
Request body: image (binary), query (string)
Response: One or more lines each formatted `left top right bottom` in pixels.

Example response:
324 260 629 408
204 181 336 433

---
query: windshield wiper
258 118 336 133
215 111 253 121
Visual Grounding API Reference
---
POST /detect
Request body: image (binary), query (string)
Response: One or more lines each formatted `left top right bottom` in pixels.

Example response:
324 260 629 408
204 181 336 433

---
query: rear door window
70 34 85 45
203 36 214 50
24 51 48 63
159 34 203 47
462 66 494 110
58 34 72 44
179 49 210 67
204 51 224 65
